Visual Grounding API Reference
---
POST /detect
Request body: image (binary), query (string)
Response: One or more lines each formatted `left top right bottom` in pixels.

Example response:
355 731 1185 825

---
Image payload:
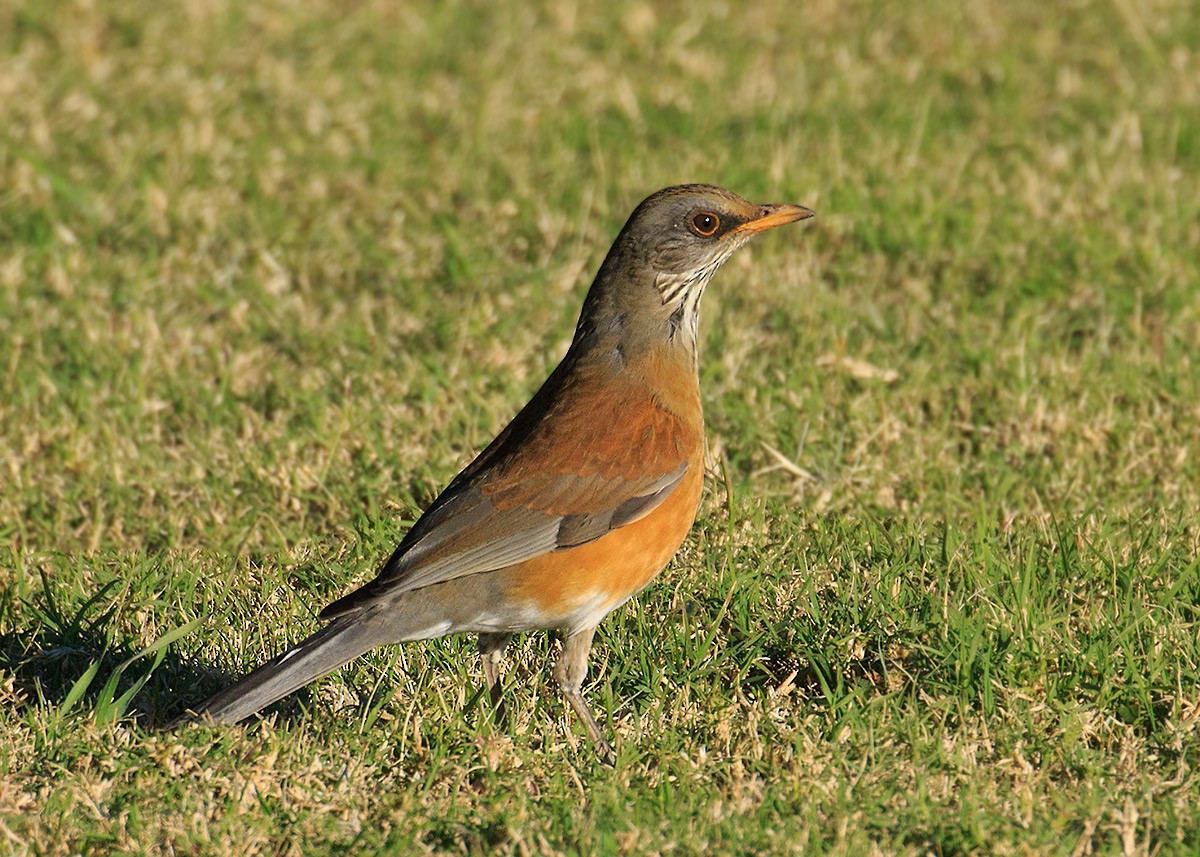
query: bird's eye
689 211 720 237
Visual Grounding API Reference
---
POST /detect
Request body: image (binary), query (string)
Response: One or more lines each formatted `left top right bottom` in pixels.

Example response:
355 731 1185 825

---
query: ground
1 0 1198 854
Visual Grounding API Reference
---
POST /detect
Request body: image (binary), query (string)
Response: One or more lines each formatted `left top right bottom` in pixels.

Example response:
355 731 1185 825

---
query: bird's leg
477 632 512 723
553 625 616 765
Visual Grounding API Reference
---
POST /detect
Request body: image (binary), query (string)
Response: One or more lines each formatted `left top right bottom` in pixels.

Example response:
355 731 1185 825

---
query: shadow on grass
0 576 231 727
0 569 416 730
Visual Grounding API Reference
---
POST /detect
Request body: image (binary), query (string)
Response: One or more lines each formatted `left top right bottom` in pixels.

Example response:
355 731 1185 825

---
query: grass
1 0 1199 853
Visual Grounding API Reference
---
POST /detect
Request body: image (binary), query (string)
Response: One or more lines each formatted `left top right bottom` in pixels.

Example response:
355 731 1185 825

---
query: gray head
577 184 814 353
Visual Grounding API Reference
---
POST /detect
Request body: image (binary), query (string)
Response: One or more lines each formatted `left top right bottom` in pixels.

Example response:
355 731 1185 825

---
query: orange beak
727 203 815 238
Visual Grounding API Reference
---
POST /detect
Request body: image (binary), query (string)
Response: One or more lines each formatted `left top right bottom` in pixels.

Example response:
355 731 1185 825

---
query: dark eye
690 211 720 236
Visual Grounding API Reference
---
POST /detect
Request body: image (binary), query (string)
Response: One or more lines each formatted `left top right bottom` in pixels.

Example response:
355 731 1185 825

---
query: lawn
1 0 1198 853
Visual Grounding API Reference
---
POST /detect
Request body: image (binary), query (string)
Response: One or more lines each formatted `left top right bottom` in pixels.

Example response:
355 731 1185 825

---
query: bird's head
580 184 814 353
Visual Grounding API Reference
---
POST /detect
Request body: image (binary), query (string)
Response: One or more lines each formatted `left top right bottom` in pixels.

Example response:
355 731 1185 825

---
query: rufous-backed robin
172 185 814 763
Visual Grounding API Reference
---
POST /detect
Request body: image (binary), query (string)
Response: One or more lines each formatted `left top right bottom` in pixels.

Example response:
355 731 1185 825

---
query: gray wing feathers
386 505 562 593
555 462 688 548
356 461 689 604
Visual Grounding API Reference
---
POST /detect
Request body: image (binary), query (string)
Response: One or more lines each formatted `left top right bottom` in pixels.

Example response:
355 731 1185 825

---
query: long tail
167 612 387 728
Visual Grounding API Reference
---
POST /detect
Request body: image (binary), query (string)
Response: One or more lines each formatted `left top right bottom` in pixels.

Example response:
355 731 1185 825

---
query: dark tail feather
167 613 385 729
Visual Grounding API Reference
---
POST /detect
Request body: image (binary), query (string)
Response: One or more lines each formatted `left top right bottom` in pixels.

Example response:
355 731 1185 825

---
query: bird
170 184 814 763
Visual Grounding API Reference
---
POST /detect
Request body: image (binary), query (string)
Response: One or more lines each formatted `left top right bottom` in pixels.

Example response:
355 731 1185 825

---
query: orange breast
487 343 706 632
501 458 704 629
